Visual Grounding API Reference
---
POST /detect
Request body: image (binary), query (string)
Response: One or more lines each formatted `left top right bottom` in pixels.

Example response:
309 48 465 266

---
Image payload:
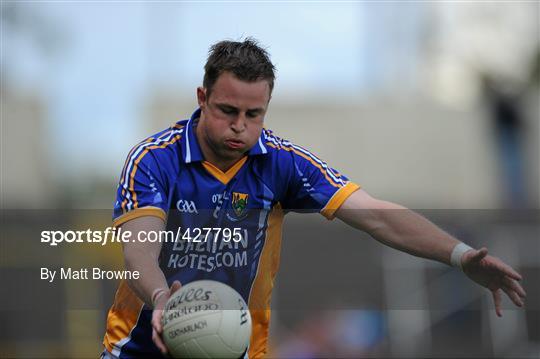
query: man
102 39 526 358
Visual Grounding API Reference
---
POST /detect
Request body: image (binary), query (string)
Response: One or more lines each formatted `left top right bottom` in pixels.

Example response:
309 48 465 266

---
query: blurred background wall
1 2 538 358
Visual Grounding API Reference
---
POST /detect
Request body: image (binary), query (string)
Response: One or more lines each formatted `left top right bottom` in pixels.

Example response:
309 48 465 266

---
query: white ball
162 280 252 358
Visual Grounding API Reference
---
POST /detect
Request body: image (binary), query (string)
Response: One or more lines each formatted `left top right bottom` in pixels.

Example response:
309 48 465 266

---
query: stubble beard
205 131 245 164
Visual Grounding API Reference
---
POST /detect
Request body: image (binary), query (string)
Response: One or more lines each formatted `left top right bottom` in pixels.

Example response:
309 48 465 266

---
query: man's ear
197 87 207 109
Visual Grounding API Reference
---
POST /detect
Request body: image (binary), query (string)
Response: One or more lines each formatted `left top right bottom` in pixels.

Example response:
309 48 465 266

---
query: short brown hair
203 38 276 97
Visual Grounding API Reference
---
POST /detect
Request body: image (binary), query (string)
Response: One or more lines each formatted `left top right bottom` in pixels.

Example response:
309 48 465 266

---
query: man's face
197 72 271 164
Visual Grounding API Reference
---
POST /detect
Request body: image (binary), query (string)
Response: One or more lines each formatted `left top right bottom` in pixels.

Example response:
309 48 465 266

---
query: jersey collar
182 108 268 164
182 109 205 163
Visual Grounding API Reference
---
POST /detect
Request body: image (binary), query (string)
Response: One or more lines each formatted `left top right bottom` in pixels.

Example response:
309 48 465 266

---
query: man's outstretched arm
335 189 526 316
119 216 181 354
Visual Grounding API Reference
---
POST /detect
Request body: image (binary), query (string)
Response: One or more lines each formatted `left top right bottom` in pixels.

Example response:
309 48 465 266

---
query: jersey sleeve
280 146 360 219
112 143 168 227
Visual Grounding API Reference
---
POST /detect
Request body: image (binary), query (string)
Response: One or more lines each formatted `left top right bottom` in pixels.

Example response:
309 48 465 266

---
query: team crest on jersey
227 192 249 221
232 192 249 218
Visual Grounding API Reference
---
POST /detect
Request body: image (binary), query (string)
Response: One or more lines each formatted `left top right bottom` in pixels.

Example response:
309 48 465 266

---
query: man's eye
221 107 235 114
246 112 258 118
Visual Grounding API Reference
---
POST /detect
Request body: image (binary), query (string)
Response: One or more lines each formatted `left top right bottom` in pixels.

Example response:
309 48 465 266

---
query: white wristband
451 242 474 270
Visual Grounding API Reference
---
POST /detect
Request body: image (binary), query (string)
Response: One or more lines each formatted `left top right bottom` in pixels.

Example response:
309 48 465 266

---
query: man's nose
230 113 246 133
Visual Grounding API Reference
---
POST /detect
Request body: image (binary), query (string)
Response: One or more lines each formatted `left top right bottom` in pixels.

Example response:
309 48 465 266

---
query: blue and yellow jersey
103 109 360 358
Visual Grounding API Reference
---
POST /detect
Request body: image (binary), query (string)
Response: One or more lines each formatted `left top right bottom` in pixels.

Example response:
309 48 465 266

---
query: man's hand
462 248 526 317
151 280 182 355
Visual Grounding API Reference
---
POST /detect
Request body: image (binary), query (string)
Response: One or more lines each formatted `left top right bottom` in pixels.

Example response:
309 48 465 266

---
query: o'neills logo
162 302 219 326
166 288 212 310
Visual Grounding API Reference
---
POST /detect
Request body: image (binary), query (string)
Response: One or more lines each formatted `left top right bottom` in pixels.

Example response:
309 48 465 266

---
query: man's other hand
151 280 182 355
462 248 526 317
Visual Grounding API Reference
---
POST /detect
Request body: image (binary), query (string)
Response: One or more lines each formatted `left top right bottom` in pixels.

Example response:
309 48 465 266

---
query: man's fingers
149 282 182 355
152 311 168 354
152 310 163 334
152 329 168 354
493 261 523 281
503 276 527 298
472 247 488 262
501 285 524 307
492 289 502 317
170 280 182 294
